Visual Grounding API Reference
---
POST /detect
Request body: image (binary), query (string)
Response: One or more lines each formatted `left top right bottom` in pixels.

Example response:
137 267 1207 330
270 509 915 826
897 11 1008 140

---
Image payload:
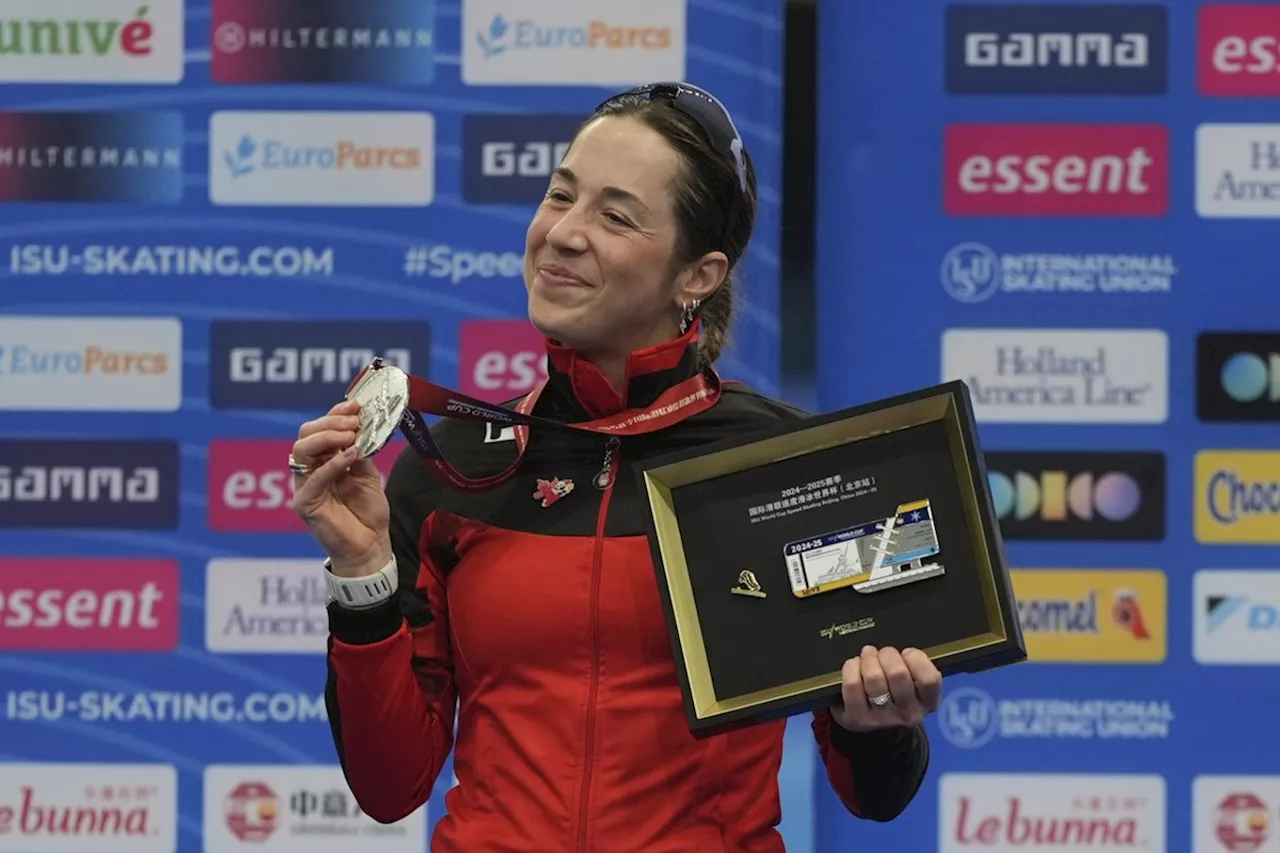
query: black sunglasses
594 82 749 250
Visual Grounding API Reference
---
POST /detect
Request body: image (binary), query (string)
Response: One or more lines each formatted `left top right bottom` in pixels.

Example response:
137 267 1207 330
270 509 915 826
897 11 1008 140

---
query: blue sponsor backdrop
0 1 799 851
817 1 1276 851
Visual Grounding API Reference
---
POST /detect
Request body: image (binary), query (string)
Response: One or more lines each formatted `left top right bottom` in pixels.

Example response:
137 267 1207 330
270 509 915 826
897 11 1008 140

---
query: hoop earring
679 299 701 335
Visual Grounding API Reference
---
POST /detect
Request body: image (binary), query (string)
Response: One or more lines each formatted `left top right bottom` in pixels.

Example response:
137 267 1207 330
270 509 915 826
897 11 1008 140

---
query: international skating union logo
940 242 1001 303
937 686 998 748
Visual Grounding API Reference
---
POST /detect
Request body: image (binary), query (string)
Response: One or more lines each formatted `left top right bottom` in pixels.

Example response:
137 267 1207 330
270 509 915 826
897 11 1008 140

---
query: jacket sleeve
811 708 930 821
324 448 456 824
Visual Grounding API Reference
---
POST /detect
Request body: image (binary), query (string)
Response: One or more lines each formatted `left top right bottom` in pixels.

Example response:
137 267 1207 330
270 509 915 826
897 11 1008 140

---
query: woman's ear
675 250 728 307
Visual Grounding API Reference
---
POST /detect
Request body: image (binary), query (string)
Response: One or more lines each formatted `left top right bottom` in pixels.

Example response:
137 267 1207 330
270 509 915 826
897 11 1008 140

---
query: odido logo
985 451 1166 541
1197 332 1280 422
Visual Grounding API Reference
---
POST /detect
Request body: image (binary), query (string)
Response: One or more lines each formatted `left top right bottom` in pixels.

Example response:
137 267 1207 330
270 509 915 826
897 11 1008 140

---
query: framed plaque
635 380 1025 736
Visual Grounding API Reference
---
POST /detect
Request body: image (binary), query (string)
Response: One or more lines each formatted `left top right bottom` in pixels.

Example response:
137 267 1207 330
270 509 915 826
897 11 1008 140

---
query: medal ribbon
346 358 721 493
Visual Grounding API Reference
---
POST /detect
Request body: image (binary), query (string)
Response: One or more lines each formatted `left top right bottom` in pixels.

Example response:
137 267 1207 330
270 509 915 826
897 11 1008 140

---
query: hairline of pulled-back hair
574 97 758 365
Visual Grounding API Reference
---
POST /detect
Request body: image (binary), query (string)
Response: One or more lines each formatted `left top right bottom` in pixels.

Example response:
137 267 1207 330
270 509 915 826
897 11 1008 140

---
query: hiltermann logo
941 329 1168 424
940 773 1166 851
1199 5 1280 96
0 558 179 651
0 762 177 853
944 124 1169 217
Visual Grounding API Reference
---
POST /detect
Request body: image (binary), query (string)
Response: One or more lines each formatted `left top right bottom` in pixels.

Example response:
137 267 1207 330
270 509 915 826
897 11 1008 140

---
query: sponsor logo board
461 114 583 204
0 440 178 529
945 3 1167 94
210 111 435 207
458 319 548 404
205 559 328 654
209 320 429 410
211 0 437 84
1195 451 1280 544
462 0 686 85
204 764 425 852
985 451 1166 541
0 558 179 651
0 762 177 852
941 328 1168 424
0 316 181 411
1011 569 1166 663
939 773 1166 851
944 124 1169 217
1194 570 1280 664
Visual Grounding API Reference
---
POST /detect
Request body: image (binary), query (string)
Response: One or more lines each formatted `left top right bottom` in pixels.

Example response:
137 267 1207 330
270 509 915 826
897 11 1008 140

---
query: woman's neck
577 320 682 397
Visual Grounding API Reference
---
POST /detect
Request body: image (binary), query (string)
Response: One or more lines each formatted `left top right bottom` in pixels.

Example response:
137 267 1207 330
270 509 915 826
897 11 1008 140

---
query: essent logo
1197 333 1280 422
458 319 548 404
0 558 179 651
1199 5 1280 96
0 0 184 84
944 123 1169 217
208 439 402 532
1195 451 1280 543
1010 569 1166 663
984 451 1165 541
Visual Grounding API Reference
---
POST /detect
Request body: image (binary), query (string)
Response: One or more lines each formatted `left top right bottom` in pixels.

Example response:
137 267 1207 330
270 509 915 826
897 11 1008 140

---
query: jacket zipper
577 436 621 852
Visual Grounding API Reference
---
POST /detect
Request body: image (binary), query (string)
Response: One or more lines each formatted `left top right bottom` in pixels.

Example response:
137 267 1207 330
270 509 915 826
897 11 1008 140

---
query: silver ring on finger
868 692 893 708
287 454 313 477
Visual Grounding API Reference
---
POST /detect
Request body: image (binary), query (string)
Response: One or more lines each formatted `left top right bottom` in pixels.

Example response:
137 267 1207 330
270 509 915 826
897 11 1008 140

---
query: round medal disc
345 363 409 458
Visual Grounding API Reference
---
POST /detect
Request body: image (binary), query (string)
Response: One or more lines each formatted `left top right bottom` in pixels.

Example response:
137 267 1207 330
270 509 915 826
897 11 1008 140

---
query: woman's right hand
290 399 394 578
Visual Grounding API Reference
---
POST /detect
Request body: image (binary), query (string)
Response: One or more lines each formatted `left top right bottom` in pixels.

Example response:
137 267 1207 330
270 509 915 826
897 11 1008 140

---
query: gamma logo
985 451 1165 541
945 3 1168 95
1197 332 1280 422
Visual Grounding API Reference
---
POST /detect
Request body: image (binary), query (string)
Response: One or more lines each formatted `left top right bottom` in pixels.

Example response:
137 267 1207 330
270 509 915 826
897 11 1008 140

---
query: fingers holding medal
290 399 362 482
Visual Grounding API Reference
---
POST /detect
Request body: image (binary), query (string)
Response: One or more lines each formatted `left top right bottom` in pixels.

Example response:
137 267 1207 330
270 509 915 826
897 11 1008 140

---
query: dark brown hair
583 95 758 365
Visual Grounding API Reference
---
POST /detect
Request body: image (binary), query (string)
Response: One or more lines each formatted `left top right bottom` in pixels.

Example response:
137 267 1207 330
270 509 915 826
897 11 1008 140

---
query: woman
290 82 941 852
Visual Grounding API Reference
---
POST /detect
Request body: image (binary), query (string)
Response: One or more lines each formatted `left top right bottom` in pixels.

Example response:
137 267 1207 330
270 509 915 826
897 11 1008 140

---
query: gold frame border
641 391 1011 722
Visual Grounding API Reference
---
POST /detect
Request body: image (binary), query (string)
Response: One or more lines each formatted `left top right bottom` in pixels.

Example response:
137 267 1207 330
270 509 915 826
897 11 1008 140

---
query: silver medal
345 360 410 458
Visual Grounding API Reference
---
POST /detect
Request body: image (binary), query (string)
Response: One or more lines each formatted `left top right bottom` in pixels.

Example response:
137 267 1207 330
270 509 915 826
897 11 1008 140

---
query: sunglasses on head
594 82 748 195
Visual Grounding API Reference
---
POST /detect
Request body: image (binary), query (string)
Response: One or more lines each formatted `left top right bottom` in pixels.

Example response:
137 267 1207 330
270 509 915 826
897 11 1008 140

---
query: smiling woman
291 82 938 853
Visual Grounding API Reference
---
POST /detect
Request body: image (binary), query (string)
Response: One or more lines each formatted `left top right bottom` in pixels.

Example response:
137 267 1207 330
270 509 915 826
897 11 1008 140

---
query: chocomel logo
1195 451 1280 544
1011 569 1166 663
944 124 1169 217
1199 5 1280 96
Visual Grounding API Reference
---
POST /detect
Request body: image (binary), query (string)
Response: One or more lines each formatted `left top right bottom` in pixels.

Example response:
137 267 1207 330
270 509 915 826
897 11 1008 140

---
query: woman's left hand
831 645 943 733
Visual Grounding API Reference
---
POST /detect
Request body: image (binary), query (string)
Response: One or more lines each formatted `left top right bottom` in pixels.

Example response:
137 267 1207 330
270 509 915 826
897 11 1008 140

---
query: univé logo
1010 569 1166 663
0 0 185 84
944 123 1169 217
458 319 548 404
1197 332 1280 422
1195 451 1280 544
985 451 1165 541
1199 5 1280 96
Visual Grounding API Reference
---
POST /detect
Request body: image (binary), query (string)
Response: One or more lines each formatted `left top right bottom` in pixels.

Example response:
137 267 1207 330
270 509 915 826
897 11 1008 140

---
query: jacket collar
542 325 702 420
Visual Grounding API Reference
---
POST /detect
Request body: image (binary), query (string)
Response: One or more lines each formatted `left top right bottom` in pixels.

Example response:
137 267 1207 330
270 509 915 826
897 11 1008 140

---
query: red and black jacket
324 328 930 852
